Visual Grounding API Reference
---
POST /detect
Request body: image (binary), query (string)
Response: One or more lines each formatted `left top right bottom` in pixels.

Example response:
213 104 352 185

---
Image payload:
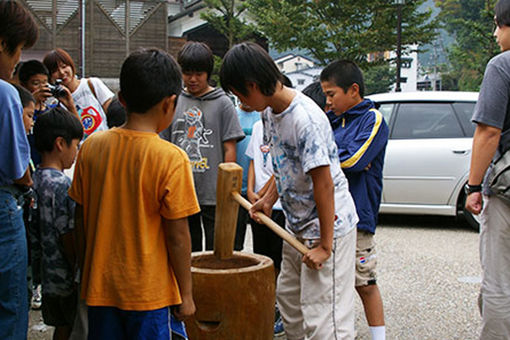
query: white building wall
389 44 418 92
168 7 208 37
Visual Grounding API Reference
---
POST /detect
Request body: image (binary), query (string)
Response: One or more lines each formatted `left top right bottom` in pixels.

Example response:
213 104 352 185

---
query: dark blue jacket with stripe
326 98 389 234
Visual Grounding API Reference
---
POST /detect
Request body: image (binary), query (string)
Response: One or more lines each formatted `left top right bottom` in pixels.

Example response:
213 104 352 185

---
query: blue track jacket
326 99 389 234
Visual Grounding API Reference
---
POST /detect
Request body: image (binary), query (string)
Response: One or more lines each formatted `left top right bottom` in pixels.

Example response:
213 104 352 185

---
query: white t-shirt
72 77 113 136
245 120 282 210
261 91 358 239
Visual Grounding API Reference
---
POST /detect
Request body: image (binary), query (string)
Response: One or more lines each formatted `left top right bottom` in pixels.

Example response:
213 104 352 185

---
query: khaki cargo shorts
355 230 378 287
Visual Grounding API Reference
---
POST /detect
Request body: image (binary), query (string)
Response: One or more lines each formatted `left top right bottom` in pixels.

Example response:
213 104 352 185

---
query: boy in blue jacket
320 60 389 340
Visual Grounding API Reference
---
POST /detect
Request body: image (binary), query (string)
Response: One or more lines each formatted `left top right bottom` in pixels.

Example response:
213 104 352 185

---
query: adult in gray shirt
466 1 510 338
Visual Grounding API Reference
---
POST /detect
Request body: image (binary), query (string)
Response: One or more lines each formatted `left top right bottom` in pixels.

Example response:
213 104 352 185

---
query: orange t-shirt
69 128 200 310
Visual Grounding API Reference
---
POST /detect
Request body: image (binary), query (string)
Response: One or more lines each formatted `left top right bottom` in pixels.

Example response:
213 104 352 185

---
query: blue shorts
88 306 188 340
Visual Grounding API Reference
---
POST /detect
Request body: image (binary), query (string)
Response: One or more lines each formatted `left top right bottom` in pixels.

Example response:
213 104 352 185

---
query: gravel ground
28 214 481 340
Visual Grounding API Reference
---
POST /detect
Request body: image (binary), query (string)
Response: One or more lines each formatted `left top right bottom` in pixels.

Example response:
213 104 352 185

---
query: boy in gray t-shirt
160 42 244 252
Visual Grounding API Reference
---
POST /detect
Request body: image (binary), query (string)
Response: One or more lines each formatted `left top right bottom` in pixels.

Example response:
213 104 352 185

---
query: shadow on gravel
377 213 477 232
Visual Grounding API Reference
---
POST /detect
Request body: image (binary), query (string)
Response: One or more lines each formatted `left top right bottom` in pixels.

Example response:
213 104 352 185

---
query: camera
47 79 67 98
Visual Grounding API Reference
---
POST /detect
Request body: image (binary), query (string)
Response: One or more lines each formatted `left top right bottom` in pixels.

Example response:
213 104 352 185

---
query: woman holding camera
43 48 114 137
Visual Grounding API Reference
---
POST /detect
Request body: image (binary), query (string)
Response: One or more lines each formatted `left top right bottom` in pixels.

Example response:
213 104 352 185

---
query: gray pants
479 195 510 339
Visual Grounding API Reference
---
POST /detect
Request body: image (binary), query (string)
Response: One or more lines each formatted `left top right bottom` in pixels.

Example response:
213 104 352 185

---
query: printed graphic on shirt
260 143 270 167
174 106 213 172
79 105 103 136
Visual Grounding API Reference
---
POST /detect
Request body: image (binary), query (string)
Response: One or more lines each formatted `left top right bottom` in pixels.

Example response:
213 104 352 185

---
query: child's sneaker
274 315 285 336
31 284 42 310
274 305 285 336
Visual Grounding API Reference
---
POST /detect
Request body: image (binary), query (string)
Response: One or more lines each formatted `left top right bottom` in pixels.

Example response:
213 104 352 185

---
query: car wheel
460 194 481 231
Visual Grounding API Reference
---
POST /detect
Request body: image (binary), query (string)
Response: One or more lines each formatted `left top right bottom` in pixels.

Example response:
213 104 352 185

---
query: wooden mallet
214 163 308 260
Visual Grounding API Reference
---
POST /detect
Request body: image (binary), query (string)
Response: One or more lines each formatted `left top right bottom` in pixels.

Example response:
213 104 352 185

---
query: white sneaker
31 285 41 310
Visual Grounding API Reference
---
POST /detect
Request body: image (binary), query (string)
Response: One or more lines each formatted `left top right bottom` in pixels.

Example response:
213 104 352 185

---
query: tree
244 0 438 68
435 0 499 91
364 64 396 95
200 0 257 49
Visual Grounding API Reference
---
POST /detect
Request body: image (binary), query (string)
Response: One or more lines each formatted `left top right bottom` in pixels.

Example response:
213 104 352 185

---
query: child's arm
249 177 278 222
303 165 334 270
61 232 76 268
163 217 195 321
14 167 33 187
223 140 237 162
246 160 259 204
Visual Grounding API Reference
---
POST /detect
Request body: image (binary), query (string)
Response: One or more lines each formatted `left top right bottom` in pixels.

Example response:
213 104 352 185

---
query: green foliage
364 63 396 95
209 55 223 88
201 0 257 48
245 0 438 68
435 0 499 91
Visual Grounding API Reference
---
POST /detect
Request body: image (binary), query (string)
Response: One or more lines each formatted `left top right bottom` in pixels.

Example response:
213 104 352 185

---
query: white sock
370 326 386 340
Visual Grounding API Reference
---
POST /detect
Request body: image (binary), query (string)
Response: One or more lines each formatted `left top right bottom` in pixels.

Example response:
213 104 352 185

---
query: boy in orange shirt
69 48 200 339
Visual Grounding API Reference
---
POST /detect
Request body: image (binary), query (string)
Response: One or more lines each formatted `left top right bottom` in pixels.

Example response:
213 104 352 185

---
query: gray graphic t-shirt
162 88 244 205
33 168 75 297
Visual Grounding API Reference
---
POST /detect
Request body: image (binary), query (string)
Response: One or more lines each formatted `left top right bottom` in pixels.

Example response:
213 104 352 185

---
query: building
21 0 169 79
167 0 267 58
274 54 316 74
368 45 419 92
285 67 322 91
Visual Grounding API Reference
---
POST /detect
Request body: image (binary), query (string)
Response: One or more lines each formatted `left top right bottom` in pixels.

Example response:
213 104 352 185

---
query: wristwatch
464 183 482 195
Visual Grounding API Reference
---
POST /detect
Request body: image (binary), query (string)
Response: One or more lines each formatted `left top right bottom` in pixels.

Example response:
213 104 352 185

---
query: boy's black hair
0 1 38 56
120 48 182 114
320 60 365 98
106 97 126 128
282 74 293 88
34 106 83 153
177 41 214 79
220 42 283 97
495 0 510 27
302 81 326 111
12 83 35 108
18 60 49 86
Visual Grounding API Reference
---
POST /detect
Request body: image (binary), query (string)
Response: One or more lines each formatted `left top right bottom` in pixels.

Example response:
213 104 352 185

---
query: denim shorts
0 189 28 339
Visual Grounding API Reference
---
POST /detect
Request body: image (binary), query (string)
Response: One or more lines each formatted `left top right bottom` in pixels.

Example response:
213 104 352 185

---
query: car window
392 103 464 139
377 103 394 125
452 102 476 137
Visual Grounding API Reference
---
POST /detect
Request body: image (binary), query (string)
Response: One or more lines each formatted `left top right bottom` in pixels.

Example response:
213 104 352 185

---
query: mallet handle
231 192 309 255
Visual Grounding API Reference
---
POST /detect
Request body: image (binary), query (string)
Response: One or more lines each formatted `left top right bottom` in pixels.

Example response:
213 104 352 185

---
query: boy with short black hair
320 60 389 340
18 59 53 114
69 48 200 339
220 42 358 340
161 41 244 252
32 106 84 340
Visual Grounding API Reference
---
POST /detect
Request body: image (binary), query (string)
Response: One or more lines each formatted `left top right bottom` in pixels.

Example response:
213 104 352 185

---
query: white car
367 91 479 229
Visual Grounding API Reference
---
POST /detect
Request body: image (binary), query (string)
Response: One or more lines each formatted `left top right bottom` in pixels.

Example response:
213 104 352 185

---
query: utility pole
395 0 404 92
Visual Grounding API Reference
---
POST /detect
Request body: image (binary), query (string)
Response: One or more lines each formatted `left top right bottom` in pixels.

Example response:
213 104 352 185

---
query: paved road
28 214 481 339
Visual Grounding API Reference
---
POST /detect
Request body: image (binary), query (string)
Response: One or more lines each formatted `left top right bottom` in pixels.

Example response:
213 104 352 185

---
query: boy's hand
247 190 260 204
33 86 52 105
249 196 273 224
58 86 75 110
173 295 196 321
302 245 331 270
